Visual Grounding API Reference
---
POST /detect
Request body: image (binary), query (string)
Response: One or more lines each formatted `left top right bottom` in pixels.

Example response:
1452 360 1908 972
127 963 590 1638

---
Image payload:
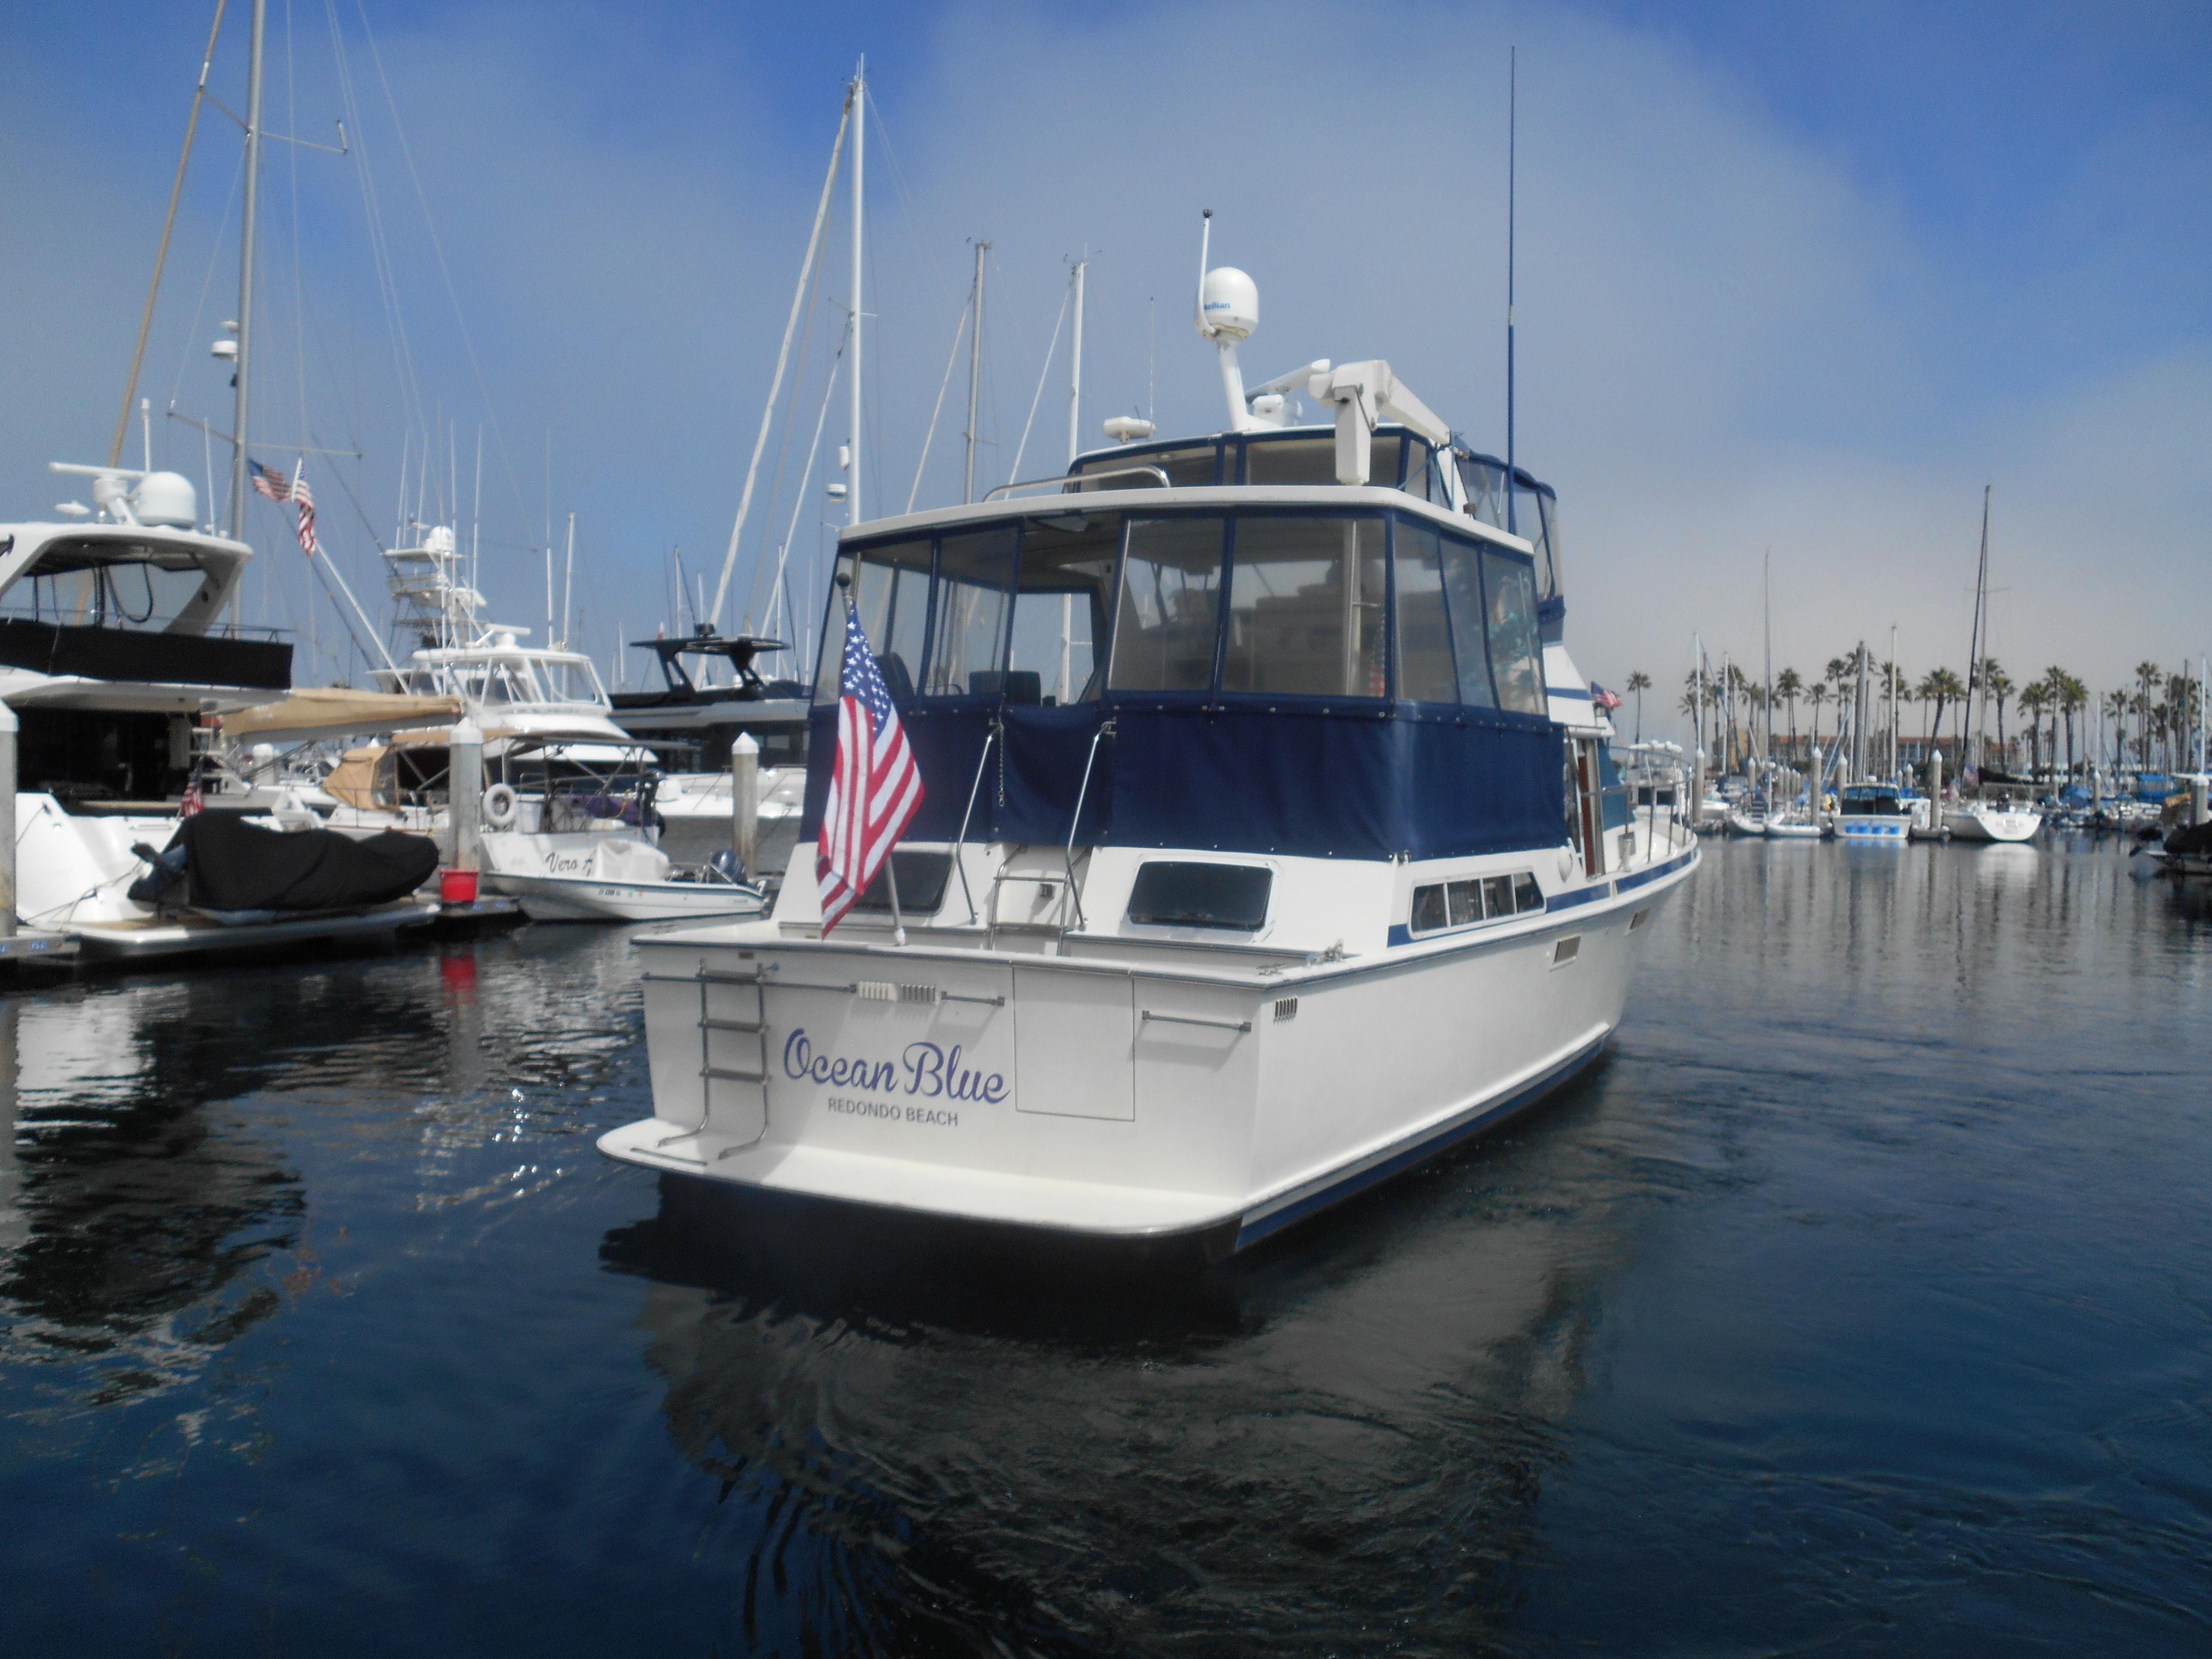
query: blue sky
3 1 2206 718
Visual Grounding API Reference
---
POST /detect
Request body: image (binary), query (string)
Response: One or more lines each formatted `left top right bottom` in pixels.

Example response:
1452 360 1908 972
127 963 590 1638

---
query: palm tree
2018 682 2048 775
1985 662 2012 769
1805 682 1830 756
2060 674 2089 778
2135 660 2163 767
1776 668 1803 760
2100 687 2128 772
1625 670 1652 743
1918 668 1965 759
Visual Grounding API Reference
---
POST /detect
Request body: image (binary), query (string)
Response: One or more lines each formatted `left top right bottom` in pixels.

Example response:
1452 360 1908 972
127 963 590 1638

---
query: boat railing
983 464 1170 501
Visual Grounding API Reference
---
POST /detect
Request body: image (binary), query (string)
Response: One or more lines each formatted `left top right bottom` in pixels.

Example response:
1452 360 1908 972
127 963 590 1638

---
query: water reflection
0 928 650 1408
602 1063 1657 1655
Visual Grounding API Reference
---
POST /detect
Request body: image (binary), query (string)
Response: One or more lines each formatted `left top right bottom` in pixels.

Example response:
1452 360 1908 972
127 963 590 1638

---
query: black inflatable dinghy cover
153 812 439 912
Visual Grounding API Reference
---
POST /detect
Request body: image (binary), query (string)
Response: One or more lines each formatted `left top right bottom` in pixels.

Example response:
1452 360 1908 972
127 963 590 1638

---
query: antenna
848 54 864 529
1147 295 1156 426
1194 209 1213 336
964 240 989 503
1505 44 1517 536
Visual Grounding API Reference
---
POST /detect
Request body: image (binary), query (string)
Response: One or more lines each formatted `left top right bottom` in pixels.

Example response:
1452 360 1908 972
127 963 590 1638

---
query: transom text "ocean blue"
783 1028 1007 1104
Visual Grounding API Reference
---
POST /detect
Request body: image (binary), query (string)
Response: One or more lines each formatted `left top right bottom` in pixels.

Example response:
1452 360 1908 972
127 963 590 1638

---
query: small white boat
479 830 765 922
1763 814 1826 839
1944 800 2041 843
1724 805 1768 837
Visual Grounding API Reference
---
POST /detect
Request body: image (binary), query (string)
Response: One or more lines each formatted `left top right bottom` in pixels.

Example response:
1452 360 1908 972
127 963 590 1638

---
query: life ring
482 783 519 830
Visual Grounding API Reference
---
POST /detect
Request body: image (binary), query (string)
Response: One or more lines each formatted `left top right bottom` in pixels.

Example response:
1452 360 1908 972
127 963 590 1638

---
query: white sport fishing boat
353 524 765 924
600 188 1698 1250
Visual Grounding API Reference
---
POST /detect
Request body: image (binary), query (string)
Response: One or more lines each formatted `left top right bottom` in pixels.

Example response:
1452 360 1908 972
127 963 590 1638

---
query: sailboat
1943 488 2040 845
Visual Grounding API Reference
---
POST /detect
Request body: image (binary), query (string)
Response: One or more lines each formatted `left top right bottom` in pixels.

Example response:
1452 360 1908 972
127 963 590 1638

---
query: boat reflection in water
0 975 422 1409
600 1084 1645 1654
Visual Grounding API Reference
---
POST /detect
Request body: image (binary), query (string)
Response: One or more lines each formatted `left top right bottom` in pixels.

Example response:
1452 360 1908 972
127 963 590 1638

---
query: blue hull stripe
1615 847 1695 892
1234 1031 1611 1249
1546 884 1608 912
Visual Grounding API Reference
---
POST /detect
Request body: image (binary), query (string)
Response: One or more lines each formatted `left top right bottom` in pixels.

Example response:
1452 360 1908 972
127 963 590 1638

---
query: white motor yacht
1 471 440 958
337 524 764 924
600 255 1698 1251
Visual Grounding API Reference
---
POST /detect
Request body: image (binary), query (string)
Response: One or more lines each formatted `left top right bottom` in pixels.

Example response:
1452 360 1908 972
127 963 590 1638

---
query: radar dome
1199 267 1258 341
132 471 198 529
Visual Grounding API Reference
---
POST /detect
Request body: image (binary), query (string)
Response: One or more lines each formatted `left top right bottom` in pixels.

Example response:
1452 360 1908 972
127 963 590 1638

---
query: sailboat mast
1966 485 1990 769
848 56 864 530
229 0 266 545
1762 550 1773 781
1066 255 1087 468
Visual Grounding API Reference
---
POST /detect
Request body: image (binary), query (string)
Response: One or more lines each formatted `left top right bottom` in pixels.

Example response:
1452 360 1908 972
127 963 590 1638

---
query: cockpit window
1221 516 1386 697
1108 517 1224 693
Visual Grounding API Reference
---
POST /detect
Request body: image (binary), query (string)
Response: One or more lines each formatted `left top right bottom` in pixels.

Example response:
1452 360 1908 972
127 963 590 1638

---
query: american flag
816 601 924 935
250 460 319 557
179 765 205 818
1590 682 1623 712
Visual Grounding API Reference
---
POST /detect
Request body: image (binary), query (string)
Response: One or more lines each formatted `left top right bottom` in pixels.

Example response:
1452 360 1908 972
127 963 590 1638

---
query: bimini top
796 433 1572 866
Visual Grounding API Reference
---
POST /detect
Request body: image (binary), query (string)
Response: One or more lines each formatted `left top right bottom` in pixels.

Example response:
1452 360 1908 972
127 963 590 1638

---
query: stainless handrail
984 464 1170 501
1141 1009 1252 1035
950 728 996 924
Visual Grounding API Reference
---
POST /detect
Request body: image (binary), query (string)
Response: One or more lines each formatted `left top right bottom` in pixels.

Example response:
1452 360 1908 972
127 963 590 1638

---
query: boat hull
598 849 1694 1248
482 870 766 923
1945 807 2042 843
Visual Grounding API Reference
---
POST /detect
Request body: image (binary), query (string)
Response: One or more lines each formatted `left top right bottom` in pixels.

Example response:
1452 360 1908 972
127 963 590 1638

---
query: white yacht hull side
597 849 1693 1248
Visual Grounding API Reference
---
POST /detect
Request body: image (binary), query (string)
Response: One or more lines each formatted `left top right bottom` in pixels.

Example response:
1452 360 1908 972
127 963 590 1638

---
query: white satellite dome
1199 267 1259 341
131 471 198 529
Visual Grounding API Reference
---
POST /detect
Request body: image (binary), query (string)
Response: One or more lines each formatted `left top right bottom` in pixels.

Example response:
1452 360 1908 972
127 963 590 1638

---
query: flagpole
885 852 906 948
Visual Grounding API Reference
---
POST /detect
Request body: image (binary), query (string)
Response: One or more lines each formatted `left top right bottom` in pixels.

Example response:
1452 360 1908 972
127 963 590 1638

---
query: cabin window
1438 536 1498 708
1392 520 1458 703
1447 879 1483 925
1006 512 1120 704
850 849 955 913
1221 516 1386 697
1402 440 1446 504
1456 454 1510 532
923 527 1018 697
1108 517 1224 692
1408 868 1545 936
1482 550 1547 714
820 538 931 703
1126 860 1273 931
1411 883 1449 933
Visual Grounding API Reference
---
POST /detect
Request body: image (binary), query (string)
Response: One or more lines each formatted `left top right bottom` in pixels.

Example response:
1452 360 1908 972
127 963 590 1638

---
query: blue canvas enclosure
800 495 1568 863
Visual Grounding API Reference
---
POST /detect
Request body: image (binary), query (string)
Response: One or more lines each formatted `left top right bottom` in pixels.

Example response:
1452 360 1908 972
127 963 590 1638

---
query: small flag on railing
1591 682 1623 712
816 601 924 935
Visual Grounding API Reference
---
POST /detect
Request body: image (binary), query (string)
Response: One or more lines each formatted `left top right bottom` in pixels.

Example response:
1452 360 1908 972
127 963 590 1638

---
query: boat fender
483 783 519 830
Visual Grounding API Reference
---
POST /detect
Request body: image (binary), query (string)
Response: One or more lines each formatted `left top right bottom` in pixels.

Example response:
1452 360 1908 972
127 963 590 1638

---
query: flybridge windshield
1070 426 1450 504
0 538 218 633
1456 453 1561 605
819 508 1547 716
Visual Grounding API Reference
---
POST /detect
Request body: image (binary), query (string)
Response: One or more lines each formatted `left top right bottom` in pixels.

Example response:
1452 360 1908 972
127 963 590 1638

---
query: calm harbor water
3 837 2208 1655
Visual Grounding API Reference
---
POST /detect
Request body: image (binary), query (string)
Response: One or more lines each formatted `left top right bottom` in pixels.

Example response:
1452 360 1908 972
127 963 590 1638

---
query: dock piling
732 733 759 878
